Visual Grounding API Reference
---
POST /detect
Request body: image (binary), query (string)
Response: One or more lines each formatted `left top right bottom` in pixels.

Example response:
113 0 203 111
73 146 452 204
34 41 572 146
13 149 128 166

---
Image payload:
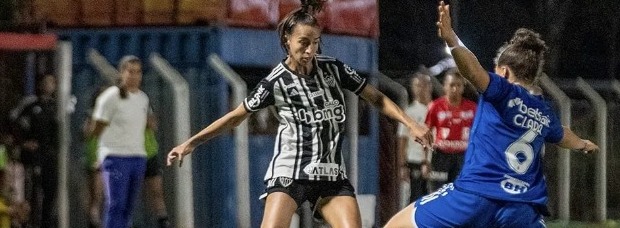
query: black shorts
430 149 464 183
261 177 356 208
144 156 162 178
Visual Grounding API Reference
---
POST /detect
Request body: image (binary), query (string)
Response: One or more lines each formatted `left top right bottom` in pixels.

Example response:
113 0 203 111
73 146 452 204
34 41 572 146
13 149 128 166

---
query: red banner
0 33 58 51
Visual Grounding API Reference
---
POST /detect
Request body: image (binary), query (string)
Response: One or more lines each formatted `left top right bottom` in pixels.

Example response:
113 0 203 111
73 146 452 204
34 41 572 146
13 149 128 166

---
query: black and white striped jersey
243 55 367 182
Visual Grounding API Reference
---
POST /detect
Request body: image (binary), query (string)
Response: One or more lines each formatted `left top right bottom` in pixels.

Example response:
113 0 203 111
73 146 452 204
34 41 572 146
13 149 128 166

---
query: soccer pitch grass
547 220 620 228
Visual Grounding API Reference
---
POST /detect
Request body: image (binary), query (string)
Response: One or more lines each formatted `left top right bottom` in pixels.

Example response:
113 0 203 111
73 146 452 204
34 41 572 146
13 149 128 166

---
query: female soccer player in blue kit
385 1 600 227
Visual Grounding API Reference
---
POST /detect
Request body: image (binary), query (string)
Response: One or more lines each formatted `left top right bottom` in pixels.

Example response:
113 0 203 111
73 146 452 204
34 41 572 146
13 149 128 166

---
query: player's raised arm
436 1 489 92
359 84 433 148
557 126 599 153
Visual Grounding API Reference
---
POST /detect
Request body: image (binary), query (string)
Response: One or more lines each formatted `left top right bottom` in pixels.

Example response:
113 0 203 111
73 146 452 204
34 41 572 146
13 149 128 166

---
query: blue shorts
412 183 546 228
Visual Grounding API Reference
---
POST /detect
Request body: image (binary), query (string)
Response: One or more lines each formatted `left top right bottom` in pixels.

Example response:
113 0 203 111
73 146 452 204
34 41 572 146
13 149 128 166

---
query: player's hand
167 142 195 167
580 139 599 154
409 124 433 150
436 1 459 47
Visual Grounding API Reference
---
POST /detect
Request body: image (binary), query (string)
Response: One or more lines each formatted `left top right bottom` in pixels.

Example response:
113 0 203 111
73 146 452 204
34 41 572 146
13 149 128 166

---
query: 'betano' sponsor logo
507 97 550 134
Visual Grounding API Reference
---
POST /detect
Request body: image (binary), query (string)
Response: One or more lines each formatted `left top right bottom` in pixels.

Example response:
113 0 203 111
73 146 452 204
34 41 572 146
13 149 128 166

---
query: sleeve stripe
267 64 285 81
352 79 368 95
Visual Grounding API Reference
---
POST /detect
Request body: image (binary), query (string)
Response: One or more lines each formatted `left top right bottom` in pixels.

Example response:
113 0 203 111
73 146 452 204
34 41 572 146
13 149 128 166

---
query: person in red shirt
424 68 477 191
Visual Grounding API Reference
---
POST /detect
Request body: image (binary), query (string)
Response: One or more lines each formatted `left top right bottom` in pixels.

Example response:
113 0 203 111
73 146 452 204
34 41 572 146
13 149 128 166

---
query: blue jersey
454 72 564 207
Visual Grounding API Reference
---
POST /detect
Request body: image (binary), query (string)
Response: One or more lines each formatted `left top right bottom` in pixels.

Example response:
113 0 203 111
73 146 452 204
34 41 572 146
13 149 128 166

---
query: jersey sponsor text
247 85 269 109
303 163 340 177
297 100 345 124
501 174 530 194
508 97 550 134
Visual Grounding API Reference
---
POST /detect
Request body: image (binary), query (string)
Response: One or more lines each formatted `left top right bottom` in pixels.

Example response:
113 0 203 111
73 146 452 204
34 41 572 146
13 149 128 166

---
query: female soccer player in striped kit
385 2 599 227
166 0 432 227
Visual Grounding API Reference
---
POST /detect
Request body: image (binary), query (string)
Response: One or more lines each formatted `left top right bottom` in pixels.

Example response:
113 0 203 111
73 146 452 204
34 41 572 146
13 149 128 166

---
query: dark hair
410 66 432 91
494 28 547 85
116 55 141 99
409 68 432 104
443 68 464 83
277 0 326 54
411 65 431 80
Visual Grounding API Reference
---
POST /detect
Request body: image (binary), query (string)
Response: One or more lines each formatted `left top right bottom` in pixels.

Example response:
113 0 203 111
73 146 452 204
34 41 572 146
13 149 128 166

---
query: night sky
379 0 620 80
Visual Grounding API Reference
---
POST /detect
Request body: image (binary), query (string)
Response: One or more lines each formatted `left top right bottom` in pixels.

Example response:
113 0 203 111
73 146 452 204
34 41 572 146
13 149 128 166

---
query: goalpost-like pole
56 41 72 228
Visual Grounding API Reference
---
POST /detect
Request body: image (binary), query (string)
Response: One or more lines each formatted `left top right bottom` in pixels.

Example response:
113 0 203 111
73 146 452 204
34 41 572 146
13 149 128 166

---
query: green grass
547 220 620 228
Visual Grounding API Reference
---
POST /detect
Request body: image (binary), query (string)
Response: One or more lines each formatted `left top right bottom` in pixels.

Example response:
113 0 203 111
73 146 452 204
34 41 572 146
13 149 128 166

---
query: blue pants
102 156 147 228
413 183 546 228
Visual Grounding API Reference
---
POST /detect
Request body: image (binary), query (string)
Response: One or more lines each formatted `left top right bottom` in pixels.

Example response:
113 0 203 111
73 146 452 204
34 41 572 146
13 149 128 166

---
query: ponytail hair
494 28 547 84
277 0 326 54
300 0 325 14
117 55 141 99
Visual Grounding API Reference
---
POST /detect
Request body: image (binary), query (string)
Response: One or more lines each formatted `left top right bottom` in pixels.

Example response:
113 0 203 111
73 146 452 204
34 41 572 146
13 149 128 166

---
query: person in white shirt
88 55 150 228
398 72 433 205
